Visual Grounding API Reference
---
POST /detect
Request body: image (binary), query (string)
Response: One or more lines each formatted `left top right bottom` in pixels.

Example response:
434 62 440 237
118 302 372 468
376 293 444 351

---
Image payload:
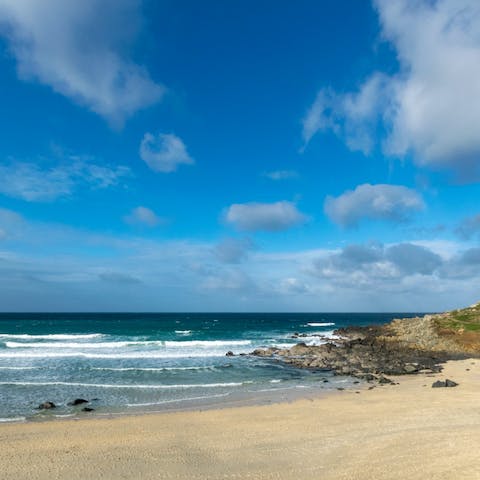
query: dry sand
1 359 480 480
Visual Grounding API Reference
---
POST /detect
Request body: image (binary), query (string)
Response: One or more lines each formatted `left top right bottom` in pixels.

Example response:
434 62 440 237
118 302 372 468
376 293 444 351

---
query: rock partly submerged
37 401 56 410
250 302 480 382
67 398 89 406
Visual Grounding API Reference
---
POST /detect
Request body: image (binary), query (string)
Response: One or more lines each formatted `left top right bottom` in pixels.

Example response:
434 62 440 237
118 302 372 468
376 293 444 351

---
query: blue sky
0 0 480 311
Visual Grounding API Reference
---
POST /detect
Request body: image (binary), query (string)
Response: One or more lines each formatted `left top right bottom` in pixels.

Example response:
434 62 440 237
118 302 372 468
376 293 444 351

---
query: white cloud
324 183 424 227
302 74 390 154
263 170 299 180
312 242 443 289
0 158 130 201
224 201 308 232
124 206 164 227
0 0 164 125
303 0 480 175
0 208 479 311
140 133 194 173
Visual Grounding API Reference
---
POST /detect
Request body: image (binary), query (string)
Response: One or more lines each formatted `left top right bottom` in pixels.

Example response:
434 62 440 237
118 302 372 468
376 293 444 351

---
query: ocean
0 312 418 422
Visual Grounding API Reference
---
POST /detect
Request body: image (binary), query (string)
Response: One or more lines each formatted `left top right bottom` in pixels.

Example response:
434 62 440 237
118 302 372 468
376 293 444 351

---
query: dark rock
432 380 446 388
378 376 393 384
37 401 56 410
336 387 344 391
445 379 458 387
81 407 95 412
68 398 89 406
225 351 234 357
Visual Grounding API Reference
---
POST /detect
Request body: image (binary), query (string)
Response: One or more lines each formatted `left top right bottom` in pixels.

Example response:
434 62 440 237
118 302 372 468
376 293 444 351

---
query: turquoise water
0 313 418 422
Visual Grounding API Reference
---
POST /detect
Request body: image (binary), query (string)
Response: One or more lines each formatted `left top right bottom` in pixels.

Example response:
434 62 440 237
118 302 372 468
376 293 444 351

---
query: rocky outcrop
249 307 480 381
37 401 56 410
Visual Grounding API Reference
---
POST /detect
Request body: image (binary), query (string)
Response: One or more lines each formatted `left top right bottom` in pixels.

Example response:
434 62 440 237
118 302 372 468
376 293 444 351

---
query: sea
0 312 418 423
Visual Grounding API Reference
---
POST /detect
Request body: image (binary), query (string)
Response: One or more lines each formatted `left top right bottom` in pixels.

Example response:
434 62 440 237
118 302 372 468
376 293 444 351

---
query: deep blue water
0 312 419 422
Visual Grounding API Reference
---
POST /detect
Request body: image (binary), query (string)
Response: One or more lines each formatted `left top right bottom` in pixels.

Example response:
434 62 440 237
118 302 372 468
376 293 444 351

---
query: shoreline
0 371 359 425
1 358 479 479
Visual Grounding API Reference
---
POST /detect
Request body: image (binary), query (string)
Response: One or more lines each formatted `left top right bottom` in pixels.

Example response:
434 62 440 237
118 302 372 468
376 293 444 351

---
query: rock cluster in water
249 313 478 383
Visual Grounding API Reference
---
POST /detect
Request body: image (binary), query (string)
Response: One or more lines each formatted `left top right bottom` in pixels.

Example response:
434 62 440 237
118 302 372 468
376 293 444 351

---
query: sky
0 0 480 312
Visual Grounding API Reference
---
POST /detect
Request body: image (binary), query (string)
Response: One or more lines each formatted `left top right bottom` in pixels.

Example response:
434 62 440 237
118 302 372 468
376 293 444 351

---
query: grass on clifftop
434 303 480 332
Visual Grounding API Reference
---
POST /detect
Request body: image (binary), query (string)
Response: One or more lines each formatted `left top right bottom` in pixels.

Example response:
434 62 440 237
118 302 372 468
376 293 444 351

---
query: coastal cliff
251 302 480 379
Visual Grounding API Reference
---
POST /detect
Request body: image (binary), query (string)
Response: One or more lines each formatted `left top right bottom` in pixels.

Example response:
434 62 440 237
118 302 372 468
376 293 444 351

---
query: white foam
3 341 165 349
0 352 226 359
306 322 335 327
4 339 251 350
0 334 102 340
91 365 218 372
126 393 230 407
164 340 251 347
0 366 37 370
0 381 245 389
175 330 192 334
0 417 26 423
272 343 295 349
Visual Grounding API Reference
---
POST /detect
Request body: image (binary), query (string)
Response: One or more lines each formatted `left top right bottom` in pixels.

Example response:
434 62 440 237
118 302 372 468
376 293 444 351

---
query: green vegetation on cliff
434 302 480 332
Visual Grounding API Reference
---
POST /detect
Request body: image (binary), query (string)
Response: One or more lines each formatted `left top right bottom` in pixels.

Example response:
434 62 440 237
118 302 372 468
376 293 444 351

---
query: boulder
432 379 458 388
81 407 95 412
68 398 89 406
225 351 235 357
445 379 458 387
378 376 393 385
37 401 56 410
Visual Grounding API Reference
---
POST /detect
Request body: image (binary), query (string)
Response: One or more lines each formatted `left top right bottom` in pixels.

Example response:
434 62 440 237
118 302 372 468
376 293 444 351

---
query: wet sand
1 359 480 480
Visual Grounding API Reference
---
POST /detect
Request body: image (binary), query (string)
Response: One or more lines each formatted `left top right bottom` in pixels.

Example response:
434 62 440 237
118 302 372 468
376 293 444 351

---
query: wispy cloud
0 0 164 126
324 183 424 227
263 170 299 181
302 0 480 176
0 158 130 202
224 201 308 232
140 132 194 173
214 237 255 264
455 213 480 240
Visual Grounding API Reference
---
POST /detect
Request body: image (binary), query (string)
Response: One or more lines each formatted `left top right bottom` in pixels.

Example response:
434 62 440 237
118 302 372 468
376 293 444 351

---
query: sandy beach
0 359 479 480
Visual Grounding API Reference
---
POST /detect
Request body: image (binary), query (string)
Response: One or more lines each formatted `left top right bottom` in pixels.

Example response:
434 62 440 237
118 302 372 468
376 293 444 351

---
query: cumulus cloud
140 133 194 173
0 159 130 201
0 0 164 125
385 243 442 275
303 0 480 175
124 206 164 227
263 170 299 180
324 183 424 227
313 242 443 289
214 237 255 264
224 201 308 232
0 208 479 311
